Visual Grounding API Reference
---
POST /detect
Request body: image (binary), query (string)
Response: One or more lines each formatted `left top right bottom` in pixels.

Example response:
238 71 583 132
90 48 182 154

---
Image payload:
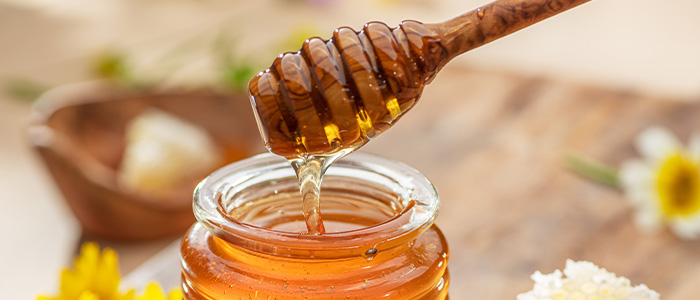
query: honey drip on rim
249 20 448 233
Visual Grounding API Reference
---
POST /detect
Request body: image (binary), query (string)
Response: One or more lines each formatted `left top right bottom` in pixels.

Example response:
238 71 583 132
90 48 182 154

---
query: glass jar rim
193 152 439 258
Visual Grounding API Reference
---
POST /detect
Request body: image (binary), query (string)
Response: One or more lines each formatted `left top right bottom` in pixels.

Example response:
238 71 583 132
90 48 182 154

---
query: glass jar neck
193 152 440 259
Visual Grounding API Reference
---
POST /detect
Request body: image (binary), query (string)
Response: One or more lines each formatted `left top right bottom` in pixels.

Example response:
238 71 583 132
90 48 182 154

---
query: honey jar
180 153 449 299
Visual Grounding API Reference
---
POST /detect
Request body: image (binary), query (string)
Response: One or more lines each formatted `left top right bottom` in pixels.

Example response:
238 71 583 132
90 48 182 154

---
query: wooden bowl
27 81 265 240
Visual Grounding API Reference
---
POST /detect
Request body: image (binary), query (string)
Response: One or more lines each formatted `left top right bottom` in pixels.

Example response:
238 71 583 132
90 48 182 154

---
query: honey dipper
249 0 592 159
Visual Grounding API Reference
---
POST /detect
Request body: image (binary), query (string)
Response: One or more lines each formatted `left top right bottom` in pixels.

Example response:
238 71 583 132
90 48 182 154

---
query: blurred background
2 0 700 299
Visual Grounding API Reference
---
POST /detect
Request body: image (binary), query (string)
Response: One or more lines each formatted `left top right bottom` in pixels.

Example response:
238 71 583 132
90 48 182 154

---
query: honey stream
288 150 352 234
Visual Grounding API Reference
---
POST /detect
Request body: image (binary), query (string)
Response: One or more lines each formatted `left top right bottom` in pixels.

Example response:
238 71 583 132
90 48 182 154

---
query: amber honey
248 20 447 158
180 153 449 299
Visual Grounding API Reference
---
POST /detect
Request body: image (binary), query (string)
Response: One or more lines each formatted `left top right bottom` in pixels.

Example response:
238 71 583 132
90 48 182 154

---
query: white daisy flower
619 126 700 239
517 260 659 300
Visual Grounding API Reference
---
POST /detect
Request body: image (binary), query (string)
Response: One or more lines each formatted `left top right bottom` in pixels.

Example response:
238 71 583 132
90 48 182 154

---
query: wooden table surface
361 65 700 299
119 64 700 299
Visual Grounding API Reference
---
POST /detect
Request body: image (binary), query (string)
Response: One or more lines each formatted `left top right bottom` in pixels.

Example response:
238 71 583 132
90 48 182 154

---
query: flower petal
619 160 658 208
632 208 663 234
688 134 700 162
563 259 600 283
515 293 538 300
630 284 661 300
77 291 99 300
668 214 700 240
619 160 654 190
167 289 183 300
636 126 681 161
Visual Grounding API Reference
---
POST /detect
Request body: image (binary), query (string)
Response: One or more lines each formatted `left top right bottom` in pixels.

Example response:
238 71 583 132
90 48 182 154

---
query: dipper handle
427 0 591 62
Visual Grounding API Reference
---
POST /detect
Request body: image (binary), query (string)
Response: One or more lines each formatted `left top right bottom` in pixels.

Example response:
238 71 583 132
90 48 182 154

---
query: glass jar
180 152 449 299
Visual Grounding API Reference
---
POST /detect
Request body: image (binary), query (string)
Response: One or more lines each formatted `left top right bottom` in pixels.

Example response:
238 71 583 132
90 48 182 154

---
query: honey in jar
180 153 449 299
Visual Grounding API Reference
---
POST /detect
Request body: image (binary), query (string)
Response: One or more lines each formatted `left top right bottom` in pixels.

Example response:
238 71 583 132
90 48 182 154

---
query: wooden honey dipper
249 0 592 159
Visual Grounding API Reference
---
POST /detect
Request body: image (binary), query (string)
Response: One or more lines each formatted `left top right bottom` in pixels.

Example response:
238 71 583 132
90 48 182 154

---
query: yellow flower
38 242 182 300
620 126 700 239
135 282 182 300
517 260 659 300
37 242 135 300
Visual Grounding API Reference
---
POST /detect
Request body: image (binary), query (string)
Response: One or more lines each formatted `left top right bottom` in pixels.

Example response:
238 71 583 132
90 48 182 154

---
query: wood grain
361 65 700 299
427 0 592 61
